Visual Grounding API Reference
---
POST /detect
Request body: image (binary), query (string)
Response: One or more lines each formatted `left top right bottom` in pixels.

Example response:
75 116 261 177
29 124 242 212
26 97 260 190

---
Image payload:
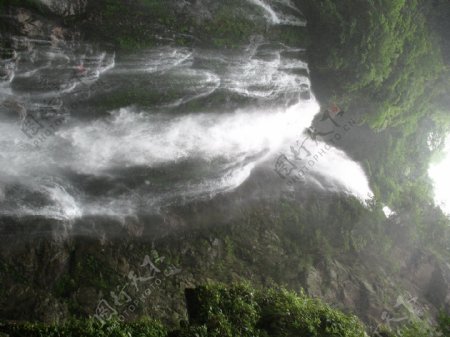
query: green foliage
319 0 450 249
256 288 366 337
297 0 450 257
302 0 446 130
179 283 367 337
374 321 436 337
0 318 167 337
437 311 450 337
1 282 447 337
52 254 119 302
396 321 436 337
190 283 259 337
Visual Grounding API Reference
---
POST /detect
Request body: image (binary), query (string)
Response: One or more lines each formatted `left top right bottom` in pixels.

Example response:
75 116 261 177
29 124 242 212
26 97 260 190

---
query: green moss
79 0 178 51
223 236 234 262
268 26 310 47
51 253 119 302
53 275 77 298
438 312 450 337
195 2 266 48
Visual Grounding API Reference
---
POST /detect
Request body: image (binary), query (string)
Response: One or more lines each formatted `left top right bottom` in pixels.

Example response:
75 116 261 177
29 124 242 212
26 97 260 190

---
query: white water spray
0 6 372 221
248 0 306 26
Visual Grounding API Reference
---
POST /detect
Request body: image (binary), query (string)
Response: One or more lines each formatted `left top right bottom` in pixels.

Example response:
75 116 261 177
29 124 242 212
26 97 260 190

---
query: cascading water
0 0 372 226
248 0 306 26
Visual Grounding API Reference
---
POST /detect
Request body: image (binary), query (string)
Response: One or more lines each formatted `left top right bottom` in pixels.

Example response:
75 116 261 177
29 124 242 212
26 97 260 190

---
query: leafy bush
2 284 447 337
301 0 446 130
179 283 367 337
437 310 450 337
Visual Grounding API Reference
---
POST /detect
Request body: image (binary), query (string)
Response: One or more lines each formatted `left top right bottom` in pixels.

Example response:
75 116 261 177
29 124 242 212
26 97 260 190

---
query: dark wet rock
0 99 26 122
15 8 46 37
300 90 311 100
75 286 99 309
38 0 87 17
34 296 69 322
183 0 214 24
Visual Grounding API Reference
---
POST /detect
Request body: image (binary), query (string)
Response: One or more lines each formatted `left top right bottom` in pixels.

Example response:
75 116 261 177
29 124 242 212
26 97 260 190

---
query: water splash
248 0 306 26
0 26 373 220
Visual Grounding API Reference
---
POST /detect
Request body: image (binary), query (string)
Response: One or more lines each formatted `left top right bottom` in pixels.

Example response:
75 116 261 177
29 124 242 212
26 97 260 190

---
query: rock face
38 0 87 16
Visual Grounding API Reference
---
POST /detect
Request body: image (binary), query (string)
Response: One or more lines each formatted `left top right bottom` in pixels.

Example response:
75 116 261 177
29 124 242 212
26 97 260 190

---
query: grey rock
38 0 87 16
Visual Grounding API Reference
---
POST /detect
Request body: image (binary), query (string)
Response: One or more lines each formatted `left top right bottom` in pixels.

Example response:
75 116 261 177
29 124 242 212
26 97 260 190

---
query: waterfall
247 0 306 26
0 1 372 223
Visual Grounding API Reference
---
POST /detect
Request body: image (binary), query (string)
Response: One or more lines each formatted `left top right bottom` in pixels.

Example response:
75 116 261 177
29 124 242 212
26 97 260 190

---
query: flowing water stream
0 0 372 227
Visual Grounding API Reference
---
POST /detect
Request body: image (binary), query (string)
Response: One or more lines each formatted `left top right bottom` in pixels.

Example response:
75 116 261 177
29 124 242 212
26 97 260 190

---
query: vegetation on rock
2 284 449 336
